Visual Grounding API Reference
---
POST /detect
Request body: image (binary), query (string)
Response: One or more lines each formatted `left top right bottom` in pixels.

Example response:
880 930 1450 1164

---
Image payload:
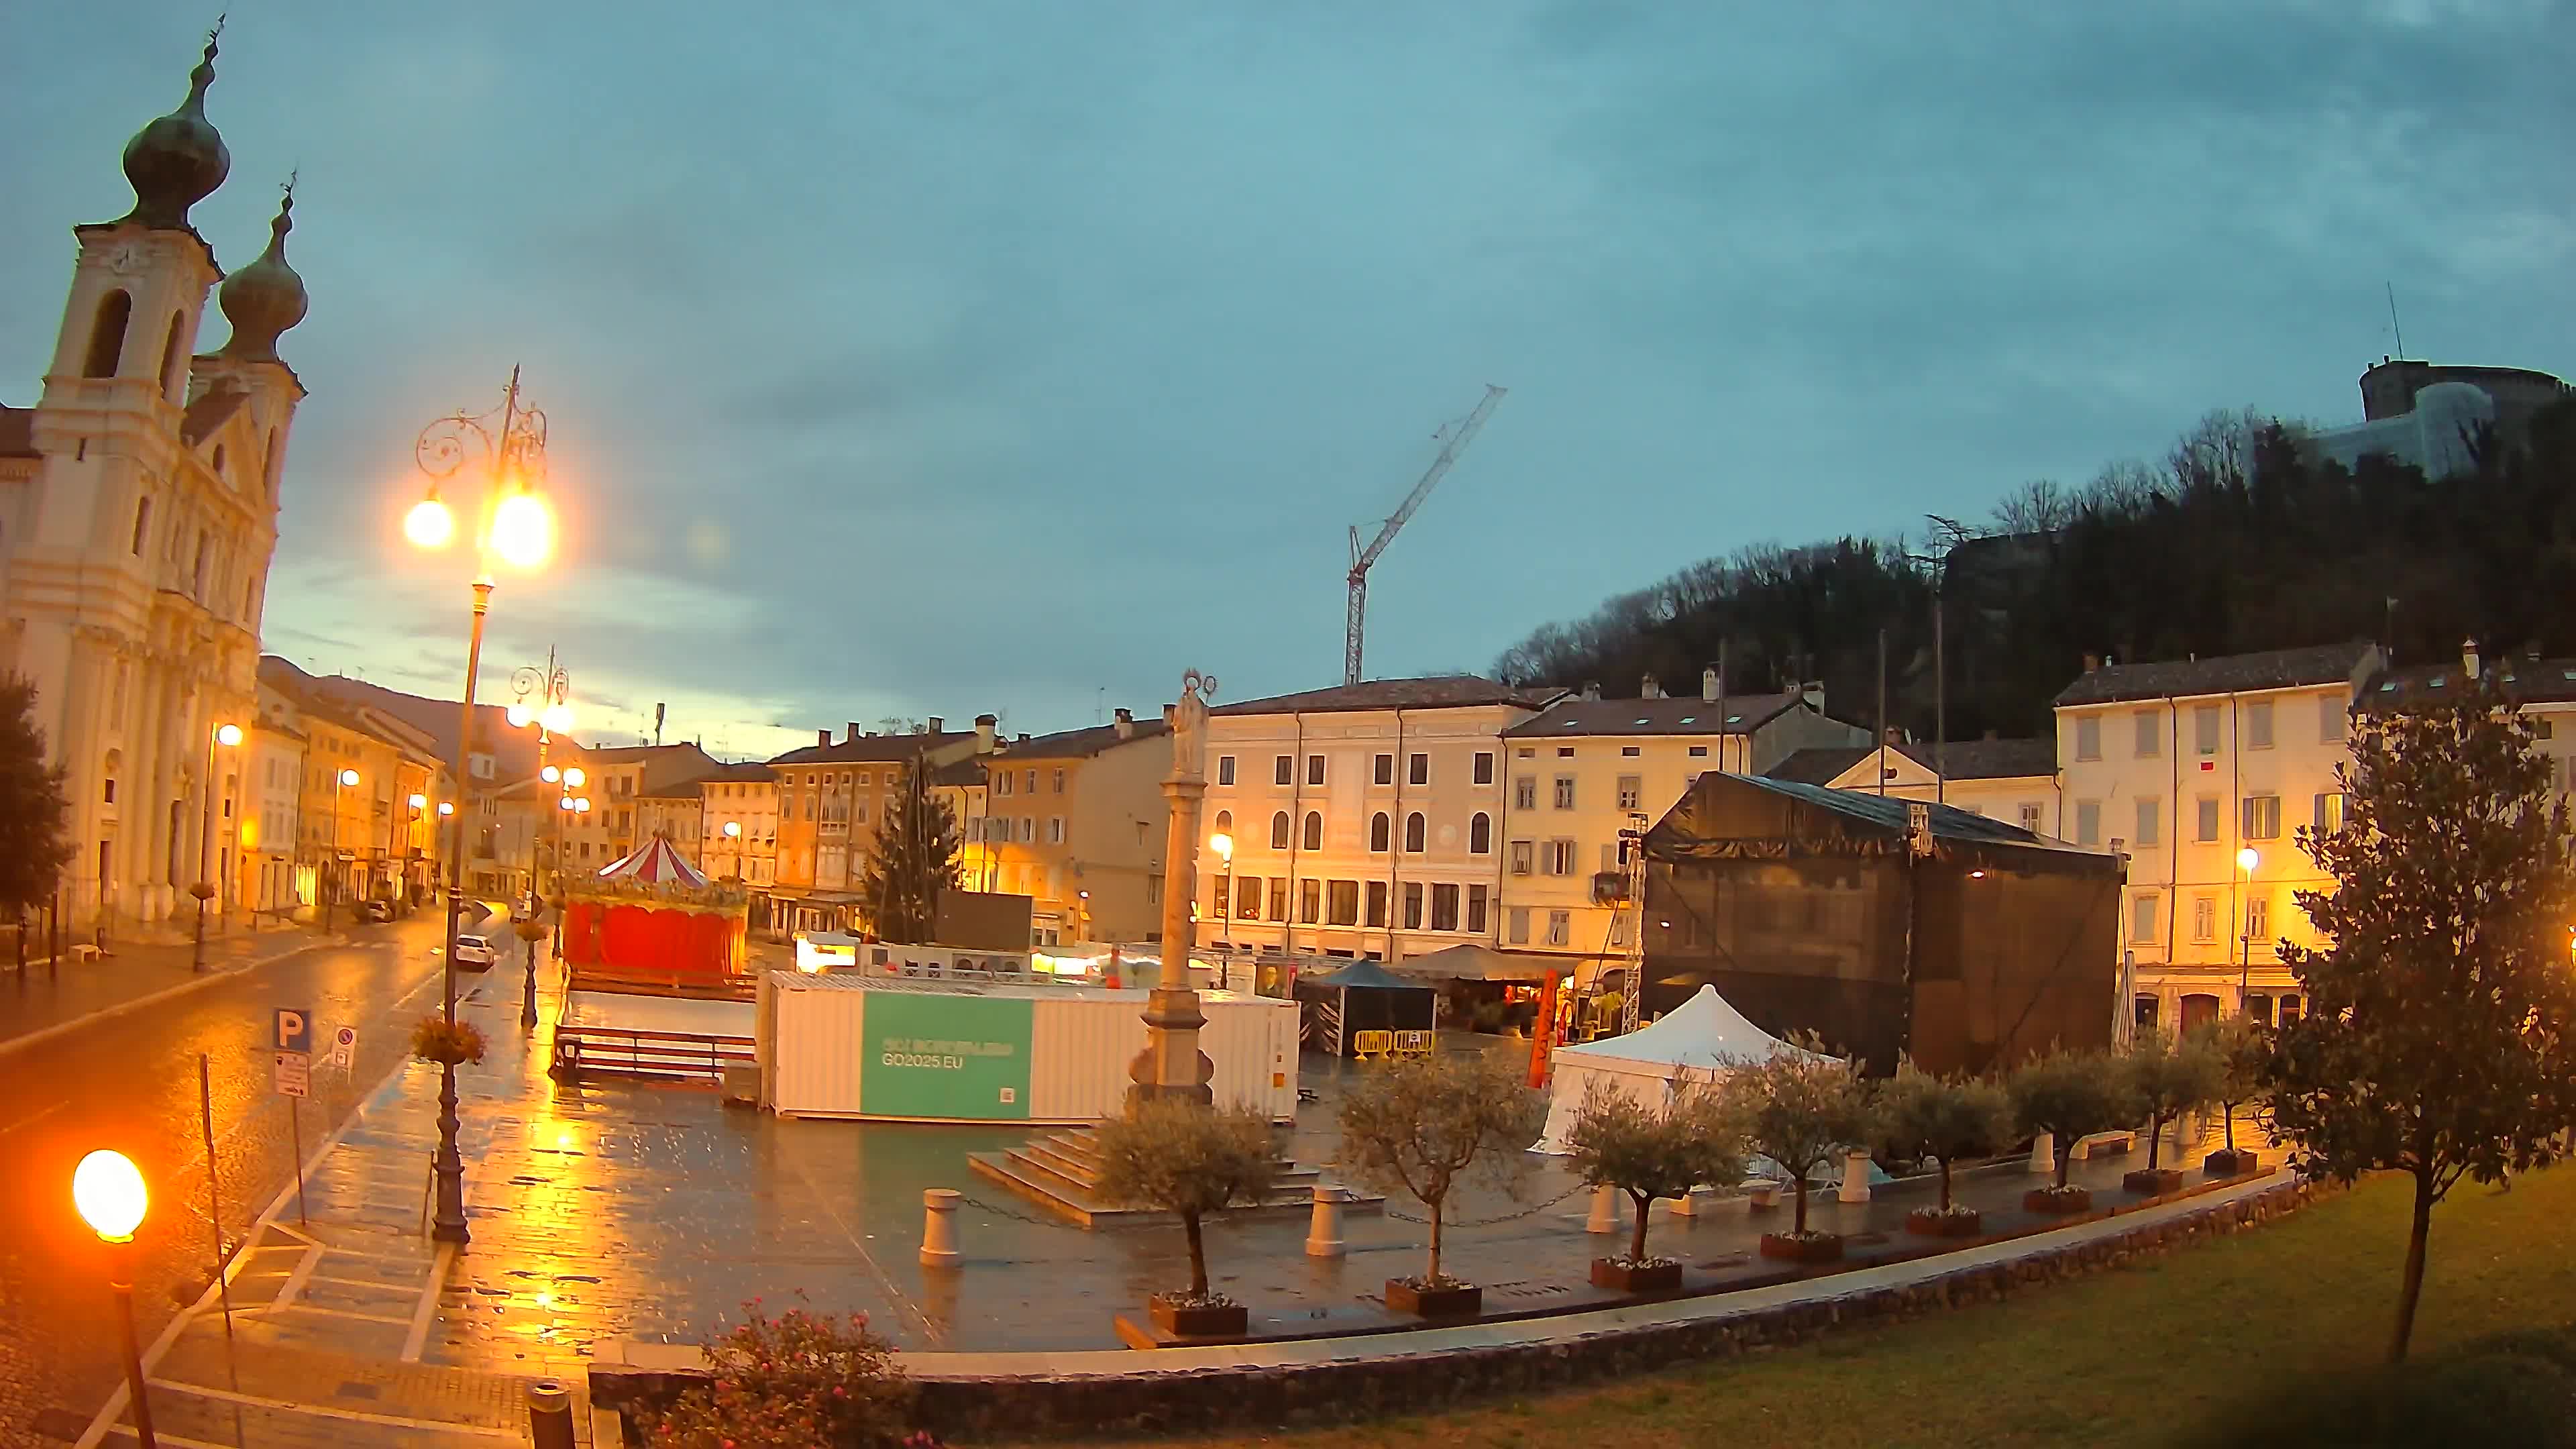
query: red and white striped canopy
595 835 710 887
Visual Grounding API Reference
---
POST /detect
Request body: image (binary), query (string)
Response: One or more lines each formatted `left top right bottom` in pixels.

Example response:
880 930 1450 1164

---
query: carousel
559 835 749 985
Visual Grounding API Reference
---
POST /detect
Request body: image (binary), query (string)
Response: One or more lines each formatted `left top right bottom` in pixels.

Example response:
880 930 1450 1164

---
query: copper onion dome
218 184 307 362
118 28 230 231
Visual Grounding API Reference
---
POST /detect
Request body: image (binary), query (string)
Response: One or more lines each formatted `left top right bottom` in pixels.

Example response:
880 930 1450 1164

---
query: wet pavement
0 912 474 1444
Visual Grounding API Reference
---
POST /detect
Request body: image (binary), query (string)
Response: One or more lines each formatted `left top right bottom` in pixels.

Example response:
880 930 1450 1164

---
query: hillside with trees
1492 398 2576 741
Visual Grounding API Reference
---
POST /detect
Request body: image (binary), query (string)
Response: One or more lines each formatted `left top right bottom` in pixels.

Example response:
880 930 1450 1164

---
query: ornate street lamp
191 722 242 972
406 368 556 1246
73 1149 156 1448
510 652 573 1025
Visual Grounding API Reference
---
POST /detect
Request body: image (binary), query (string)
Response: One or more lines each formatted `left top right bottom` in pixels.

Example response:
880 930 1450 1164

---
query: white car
452 933 498 971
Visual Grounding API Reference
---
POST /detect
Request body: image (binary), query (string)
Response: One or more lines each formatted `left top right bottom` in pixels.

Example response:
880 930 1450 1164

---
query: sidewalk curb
0 932 347 1061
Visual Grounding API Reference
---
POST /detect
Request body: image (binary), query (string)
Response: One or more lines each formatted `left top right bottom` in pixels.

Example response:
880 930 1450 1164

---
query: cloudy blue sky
6 1 2570 757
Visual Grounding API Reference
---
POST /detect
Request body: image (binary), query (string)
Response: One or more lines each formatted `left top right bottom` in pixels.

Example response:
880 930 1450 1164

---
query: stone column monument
1129 669 1217 1107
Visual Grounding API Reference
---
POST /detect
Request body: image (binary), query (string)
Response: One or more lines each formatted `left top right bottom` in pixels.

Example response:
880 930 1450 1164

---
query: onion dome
119 30 231 231
219 186 308 362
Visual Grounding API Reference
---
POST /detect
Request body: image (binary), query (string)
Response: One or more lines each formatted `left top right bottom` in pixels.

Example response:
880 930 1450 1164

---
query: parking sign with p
273 1007 312 1055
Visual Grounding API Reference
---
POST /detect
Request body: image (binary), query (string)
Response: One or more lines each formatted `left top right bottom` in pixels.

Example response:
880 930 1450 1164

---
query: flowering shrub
409 1016 486 1065
641 1298 921 1448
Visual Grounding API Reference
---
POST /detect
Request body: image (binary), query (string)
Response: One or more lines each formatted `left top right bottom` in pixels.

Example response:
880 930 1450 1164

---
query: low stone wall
594 1177 2315 1442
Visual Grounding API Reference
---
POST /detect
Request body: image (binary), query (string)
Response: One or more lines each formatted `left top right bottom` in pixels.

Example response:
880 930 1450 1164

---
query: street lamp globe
404 493 455 549
506 702 533 729
438 802 454 816
1210 831 1233 861
557 797 574 812
541 701 575 734
489 491 554 570
724 820 742 839
2237 847 2259 873
215 723 243 747
409 793 428 812
72 1150 148 1243
541 765 561 784
338 768 360 788
562 767 586 789
574 796 592 812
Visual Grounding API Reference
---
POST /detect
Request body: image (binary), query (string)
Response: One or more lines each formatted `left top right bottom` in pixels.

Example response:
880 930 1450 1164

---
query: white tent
1532 983 1828 1155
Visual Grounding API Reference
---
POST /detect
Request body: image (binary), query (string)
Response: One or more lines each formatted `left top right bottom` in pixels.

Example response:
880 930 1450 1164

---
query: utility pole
1875 629 1888 796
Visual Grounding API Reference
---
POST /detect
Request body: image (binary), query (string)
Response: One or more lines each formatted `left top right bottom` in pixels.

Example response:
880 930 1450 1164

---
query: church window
130 496 152 555
192 533 209 598
211 444 226 478
156 312 186 399
85 290 131 378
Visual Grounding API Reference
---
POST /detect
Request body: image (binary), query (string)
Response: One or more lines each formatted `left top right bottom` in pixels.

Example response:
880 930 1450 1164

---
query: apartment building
2053 641 2383 1034
767 718 989 936
1194 677 1558 961
1495 673 1865 967
1768 735 2061 836
937 709 1171 945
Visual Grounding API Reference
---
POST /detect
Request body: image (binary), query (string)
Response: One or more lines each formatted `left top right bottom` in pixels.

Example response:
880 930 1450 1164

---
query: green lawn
1069 1167 2576 1449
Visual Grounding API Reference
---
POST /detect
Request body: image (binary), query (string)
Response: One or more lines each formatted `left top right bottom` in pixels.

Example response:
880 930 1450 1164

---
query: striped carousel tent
596 835 710 888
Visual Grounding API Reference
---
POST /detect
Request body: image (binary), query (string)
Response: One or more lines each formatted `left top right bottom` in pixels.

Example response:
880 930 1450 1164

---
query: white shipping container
759 971 1297 1123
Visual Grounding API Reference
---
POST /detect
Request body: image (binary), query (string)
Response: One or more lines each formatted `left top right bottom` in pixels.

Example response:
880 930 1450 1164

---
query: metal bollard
527 1378 575 1449
1304 1184 1346 1258
1585 1183 1620 1234
920 1187 962 1268
1837 1148 1872 1204
2028 1131 2056 1176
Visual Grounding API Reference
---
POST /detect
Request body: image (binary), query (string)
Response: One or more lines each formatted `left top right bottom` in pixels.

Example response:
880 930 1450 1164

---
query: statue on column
1131 668 1219 1108
1169 668 1214 785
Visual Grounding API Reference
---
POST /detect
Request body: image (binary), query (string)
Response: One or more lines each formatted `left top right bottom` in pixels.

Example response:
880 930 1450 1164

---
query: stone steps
965 1126 1378 1228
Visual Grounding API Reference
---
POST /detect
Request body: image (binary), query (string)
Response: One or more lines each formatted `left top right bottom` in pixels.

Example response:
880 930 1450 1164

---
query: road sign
273 1007 313 1055
273 1051 310 1097
330 1026 357 1070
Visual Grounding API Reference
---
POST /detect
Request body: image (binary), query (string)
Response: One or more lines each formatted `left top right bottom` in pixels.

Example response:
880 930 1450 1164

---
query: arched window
85 290 131 378
1301 811 1322 851
101 749 122 807
1470 812 1492 854
1369 812 1391 852
129 496 152 555
262 427 280 500
157 311 186 400
211 443 227 478
192 532 209 597
1404 812 1426 853
1269 811 1290 850
1213 809 1231 835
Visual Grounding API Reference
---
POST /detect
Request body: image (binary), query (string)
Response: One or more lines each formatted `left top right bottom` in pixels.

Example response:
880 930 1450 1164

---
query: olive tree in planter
1870 1059 2012 1238
2200 1015 2273 1176
1336 1049 1544 1318
2121 1028 2224 1194
1721 1036 1869 1263
1091 1097 1279 1338
2008 1048 2137 1214
1563 1075 1746 1292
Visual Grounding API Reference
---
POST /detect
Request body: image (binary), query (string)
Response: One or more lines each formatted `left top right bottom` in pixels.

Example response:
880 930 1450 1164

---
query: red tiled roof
2052 641 2378 707
1212 676 1556 717
1501 692 1805 739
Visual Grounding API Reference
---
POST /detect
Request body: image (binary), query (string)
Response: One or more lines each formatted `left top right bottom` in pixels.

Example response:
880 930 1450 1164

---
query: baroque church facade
0 30 309 926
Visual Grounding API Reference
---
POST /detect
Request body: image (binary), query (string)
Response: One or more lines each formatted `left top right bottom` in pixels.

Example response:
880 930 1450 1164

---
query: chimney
2462 638 2480 680
1701 667 1719 702
975 714 998 753
1640 674 1662 699
1582 681 1601 702
927 716 945 735
816 729 830 747
1113 706 1134 739
2082 653 2101 674
847 722 863 744
1016 733 1030 745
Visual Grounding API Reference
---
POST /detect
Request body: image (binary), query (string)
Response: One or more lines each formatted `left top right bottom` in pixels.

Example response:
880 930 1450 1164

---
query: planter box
1590 1258 1683 1293
2206 1148 2259 1176
1384 1279 1482 1318
2123 1167 2186 1195
2023 1187 2094 1215
1147 1294 1246 1339
1758 1232 1845 1264
1905 1208 1983 1238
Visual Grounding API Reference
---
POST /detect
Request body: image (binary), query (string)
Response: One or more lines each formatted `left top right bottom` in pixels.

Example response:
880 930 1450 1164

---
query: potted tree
1091 1097 1279 1338
2121 1028 2224 1195
1871 1059 2012 1237
1721 1036 1869 1263
1336 1049 1544 1318
2200 1015 2273 1176
1564 1076 1746 1292
2008 1048 2137 1214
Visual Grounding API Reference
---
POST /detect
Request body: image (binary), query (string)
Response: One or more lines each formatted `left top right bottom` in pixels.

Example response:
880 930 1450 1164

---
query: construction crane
1344 384 1507 686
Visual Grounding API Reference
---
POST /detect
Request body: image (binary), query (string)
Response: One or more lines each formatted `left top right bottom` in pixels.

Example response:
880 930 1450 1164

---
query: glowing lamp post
407 368 557 1246
2237 847 2260 1013
722 819 743 881
190 723 243 973
74 1149 156 1448
1209 830 1234 989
